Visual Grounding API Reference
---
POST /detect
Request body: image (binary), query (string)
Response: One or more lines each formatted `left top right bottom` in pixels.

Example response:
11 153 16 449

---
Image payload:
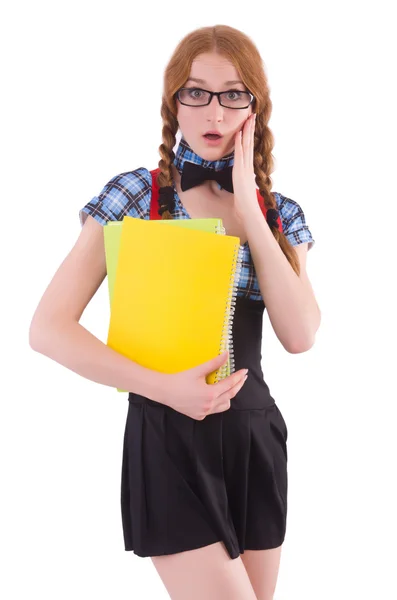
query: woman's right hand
156 351 248 420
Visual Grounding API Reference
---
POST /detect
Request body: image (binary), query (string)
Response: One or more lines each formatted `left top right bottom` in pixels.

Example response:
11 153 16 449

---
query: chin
199 138 231 157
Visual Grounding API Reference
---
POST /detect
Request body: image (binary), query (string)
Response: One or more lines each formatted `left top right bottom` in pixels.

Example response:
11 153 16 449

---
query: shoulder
79 167 153 227
273 191 315 250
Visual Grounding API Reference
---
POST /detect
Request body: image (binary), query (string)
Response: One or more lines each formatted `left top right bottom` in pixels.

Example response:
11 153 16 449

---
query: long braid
253 103 301 276
156 102 178 220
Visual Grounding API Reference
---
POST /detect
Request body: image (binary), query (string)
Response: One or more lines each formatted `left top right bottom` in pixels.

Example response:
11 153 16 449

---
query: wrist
144 371 171 404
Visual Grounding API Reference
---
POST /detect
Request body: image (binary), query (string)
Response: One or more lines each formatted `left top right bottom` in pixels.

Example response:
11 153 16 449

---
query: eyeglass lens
178 88 251 109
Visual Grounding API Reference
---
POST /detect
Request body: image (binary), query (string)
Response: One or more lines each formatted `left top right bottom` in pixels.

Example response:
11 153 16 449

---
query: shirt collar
173 136 235 176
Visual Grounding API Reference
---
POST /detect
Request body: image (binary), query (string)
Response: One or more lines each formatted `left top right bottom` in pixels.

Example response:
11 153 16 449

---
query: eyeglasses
175 87 255 109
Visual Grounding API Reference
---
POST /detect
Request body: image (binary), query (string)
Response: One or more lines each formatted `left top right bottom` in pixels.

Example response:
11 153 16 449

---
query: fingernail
244 369 249 375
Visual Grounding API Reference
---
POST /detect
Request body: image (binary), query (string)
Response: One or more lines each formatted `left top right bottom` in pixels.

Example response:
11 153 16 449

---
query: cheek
238 113 251 130
176 111 193 135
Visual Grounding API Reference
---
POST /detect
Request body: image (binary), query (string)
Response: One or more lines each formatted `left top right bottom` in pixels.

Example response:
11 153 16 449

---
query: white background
2 1 396 598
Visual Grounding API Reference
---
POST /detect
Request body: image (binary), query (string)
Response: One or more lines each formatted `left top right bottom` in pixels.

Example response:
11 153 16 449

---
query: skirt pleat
121 397 288 560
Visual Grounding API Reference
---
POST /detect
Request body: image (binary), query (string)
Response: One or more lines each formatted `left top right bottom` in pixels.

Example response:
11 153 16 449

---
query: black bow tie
180 161 234 193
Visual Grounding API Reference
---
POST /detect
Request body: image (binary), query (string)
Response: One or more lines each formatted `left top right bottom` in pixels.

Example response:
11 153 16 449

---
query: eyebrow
186 77 244 86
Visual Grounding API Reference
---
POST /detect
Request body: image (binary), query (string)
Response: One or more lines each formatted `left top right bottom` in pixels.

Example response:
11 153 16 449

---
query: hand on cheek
231 113 258 220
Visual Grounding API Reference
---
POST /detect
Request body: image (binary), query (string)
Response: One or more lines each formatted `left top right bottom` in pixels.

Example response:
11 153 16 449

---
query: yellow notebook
104 218 230 392
106 216 244 388
104 218 226 307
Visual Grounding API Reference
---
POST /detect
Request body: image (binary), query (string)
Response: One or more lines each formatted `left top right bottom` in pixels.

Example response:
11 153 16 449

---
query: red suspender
149 168 162 221
149 167 282 231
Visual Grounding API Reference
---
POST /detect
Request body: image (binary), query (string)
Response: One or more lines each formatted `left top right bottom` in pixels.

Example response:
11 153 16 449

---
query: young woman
30 25 320 600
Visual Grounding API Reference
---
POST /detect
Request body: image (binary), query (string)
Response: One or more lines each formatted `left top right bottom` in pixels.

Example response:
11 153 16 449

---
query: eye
188 88 205 98
226 90 243 100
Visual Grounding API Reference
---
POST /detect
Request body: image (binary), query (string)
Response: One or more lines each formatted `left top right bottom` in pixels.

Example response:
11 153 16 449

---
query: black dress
120 295 288 560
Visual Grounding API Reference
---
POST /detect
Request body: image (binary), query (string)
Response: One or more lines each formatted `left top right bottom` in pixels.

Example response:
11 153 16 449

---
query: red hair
157 24 300 276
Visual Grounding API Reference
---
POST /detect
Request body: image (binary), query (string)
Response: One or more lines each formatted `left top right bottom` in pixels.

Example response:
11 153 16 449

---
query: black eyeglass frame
175 87 255 110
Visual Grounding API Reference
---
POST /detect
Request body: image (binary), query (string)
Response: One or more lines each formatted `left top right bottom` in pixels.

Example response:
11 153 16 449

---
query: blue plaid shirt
79 137 315 302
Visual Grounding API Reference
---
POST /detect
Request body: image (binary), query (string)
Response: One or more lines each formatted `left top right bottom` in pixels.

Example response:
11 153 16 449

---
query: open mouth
203 134 222 140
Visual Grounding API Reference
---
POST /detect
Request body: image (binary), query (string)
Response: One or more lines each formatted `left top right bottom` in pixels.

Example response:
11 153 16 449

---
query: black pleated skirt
120 395 288 560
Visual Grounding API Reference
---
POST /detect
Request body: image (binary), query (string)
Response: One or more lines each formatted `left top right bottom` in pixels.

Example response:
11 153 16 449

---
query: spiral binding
214 243 245 382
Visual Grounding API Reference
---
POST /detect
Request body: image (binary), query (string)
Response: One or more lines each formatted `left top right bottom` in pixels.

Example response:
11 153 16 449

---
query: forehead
188 54 243 87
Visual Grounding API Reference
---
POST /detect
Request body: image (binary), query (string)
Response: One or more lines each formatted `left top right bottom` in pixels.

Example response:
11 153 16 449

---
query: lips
203 131 223 138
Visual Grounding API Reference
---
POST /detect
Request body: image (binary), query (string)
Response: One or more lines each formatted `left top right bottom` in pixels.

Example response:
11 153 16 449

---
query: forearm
244 207 319 352
29 319 166 401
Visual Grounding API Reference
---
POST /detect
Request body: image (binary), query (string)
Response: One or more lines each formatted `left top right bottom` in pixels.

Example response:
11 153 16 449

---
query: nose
206 93 224 121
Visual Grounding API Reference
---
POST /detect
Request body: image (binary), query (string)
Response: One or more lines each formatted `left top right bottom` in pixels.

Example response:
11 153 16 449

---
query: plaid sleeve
79 168 152 227
275 192 315 250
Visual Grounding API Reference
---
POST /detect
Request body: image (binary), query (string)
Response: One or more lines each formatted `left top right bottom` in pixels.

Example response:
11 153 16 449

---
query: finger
234 129 242 164
245 114 253 166
213 370 247 398
250 114 255 166
215 374 248 409
242 117 251 167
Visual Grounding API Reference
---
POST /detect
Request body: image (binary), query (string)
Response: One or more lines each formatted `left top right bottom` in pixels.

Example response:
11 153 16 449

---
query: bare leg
151 541 258 600
240 545 283 600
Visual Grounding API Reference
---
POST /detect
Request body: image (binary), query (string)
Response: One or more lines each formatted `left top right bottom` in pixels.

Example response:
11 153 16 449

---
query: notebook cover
104 218 225 306
106 217 242 390
104 218 232 391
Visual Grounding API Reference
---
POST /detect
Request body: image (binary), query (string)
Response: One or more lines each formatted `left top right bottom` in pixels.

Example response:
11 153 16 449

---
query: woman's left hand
232 112 260 222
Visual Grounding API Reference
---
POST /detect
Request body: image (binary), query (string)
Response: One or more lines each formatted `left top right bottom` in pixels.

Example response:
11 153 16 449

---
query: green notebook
103 217 231 391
